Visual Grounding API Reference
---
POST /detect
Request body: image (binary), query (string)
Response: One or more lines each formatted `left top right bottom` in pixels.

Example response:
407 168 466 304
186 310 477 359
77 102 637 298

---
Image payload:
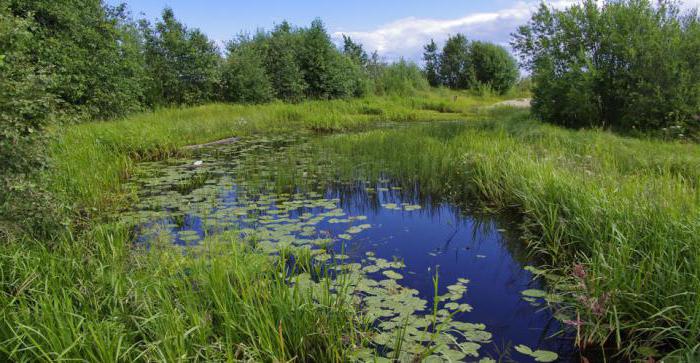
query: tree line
422 34 519 95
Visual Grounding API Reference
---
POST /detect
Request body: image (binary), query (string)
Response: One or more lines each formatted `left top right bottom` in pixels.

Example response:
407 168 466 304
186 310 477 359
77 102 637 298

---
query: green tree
513 0 700 132
0 3 60 237
439 34 473 89
298 19 338 98
469 41 518 94
141 8 221 106
263 22 307 102
342 35 369 67
9 0 147 119
221 38 274 103
422 39 441 87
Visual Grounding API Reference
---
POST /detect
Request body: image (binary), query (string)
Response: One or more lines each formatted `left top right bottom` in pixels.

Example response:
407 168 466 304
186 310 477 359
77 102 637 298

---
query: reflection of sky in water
135 177 576 361
128 133 578 362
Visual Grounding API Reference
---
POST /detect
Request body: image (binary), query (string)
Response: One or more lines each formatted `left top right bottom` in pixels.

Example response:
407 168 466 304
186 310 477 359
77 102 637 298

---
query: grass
49 89 503 219
6 87 700 361
2 89 505 362
314 110 700 360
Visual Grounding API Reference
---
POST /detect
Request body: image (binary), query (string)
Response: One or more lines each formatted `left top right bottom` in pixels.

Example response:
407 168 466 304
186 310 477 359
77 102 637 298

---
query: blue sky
108 0 700 61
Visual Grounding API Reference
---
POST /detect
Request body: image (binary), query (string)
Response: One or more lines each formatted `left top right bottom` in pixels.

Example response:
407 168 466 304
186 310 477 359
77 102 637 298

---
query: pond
122 124 576 362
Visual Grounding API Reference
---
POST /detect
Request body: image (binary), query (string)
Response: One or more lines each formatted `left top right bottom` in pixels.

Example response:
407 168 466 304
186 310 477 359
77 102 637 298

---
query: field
2 90 700 362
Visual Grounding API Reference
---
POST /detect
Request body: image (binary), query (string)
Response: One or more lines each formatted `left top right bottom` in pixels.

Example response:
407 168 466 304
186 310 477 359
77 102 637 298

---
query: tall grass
48 92 505 218
317 109 700 359
0 226 365 362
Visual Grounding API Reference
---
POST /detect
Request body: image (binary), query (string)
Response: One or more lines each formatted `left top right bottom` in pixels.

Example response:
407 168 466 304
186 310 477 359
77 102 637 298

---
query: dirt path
491 98 531 108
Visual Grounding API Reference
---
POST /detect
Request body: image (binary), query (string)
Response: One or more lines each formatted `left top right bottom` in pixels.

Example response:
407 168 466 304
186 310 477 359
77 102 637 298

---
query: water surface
124 129 576 362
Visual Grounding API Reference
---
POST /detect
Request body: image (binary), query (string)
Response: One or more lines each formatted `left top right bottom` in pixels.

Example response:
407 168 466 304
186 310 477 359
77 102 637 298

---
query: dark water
127 135 577 362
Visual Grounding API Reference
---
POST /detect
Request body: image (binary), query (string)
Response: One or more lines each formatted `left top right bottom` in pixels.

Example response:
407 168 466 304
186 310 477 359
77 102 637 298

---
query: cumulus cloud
332 0 697 62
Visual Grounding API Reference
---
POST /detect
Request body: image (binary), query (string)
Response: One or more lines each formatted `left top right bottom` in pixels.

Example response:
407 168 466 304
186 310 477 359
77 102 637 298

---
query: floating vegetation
124 135 574 361
514 344 559 362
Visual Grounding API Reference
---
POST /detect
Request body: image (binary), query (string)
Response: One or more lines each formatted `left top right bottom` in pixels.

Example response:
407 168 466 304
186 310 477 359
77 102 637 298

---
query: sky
108 0 700 62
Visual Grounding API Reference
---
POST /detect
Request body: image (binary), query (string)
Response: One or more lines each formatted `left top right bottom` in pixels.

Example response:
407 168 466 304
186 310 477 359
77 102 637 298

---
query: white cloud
332 0 698 62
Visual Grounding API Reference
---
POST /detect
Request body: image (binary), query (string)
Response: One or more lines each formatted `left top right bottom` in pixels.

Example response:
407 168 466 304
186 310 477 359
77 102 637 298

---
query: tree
469 41 518 94
422 39 441 87
8 0 147 119
512 0 700 132
141 8 221 106
0 3 60 237
298 19 338 98
439 34 473 89
342 35 369 67
263 21 307 102
221 39 274 103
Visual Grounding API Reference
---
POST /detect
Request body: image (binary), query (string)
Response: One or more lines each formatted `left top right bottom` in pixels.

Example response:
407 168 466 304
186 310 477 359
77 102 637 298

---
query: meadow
2 89 700 362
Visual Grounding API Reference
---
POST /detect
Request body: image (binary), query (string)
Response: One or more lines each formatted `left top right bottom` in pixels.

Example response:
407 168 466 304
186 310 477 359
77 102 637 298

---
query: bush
373 59 430 96
8 0 147 120
469 41 518 95
424 35 518 94
513 0 700 133
0 4 61 238
141 8 222 106
221 42 274 103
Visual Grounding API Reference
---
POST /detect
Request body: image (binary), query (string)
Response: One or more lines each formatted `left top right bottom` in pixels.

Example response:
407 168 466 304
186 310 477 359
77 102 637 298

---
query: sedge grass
316 109 700 360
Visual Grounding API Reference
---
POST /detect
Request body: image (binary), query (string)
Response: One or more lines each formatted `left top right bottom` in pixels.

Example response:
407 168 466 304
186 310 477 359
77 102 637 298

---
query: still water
124 129 576 362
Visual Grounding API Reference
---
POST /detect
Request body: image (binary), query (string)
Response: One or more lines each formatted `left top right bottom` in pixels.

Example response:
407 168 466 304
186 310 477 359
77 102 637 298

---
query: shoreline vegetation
4 91 696 362
3 0 700 361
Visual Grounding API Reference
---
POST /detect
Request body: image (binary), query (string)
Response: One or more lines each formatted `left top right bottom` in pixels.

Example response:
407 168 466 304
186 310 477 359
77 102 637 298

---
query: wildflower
573 263 587 280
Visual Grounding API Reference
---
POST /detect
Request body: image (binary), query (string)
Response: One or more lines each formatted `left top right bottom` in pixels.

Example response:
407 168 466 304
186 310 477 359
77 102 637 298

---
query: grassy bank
49 90 503 218
317 111 700 360
2 90 505 362
5 89 700 361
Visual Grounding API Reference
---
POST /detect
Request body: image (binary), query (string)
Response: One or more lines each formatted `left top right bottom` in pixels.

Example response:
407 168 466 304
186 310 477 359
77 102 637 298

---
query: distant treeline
2 1 429 123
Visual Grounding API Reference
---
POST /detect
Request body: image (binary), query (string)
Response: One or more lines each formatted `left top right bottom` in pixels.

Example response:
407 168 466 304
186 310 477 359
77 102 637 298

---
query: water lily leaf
382 270 403 280
521 289 547 298
514 344 559 362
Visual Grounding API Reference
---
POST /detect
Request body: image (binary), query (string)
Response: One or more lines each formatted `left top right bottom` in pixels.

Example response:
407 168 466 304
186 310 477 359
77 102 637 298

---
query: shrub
141 8 222 106
512 0 700 133
374 59 430 96
0 4 61 238
221 41 274 103
469 41 518 95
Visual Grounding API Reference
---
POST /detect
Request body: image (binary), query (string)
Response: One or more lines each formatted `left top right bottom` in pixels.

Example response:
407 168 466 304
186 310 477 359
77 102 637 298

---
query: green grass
49 90 503 218
314 110 700 360
7 88 700 361
0 226 366 362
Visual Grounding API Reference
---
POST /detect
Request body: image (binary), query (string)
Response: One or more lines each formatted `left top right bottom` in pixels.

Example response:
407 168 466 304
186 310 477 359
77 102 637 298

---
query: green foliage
140 8 222 106
342 35 369 67
373 59 430 96
0 2 61 238
469 41 518 95
221 40 274 103
422 39 441 87
425 35 517 94
9 0 146 120
439 34 473 89
512 0 700 133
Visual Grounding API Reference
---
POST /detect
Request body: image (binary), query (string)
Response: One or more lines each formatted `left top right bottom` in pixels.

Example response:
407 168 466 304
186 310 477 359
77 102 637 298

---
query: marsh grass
8 88 700 361
0 226 369 362
49 91 503 219
315 109 700 359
